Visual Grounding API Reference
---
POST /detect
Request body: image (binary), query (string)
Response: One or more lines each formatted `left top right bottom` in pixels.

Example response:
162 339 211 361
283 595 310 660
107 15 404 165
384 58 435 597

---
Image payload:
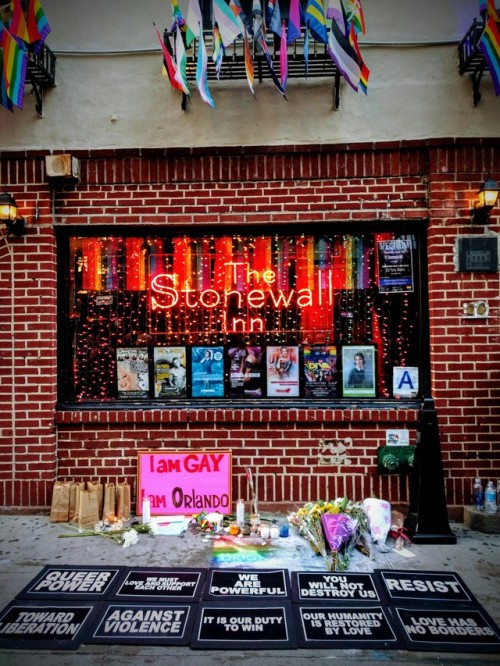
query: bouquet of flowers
289 497 369 571
59 520 152 548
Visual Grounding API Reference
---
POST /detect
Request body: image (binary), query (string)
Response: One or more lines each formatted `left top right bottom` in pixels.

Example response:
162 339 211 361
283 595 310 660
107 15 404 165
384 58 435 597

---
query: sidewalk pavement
0 513 499 665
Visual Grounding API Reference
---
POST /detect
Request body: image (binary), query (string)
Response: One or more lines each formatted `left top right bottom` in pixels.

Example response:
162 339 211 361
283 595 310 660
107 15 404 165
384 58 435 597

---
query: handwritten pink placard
137 450 232 515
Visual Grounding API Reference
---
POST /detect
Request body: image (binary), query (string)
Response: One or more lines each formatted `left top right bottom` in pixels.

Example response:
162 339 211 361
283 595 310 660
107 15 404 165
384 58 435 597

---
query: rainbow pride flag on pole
27 0 51 50
480 15 500 95
2 27 27 108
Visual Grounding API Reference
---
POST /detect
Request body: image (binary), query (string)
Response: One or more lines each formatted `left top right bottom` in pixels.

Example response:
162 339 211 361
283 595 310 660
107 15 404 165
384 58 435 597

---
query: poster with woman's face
266 346 300 397
116 347 149 398
191 346 224 398
342 345 376 397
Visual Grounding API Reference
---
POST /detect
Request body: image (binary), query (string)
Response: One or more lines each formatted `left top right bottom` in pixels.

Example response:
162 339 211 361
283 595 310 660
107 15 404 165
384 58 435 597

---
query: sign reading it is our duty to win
137 450 232 516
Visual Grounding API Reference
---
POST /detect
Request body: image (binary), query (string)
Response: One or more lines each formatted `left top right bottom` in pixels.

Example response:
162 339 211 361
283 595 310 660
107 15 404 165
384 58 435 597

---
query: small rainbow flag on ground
480 15 500 95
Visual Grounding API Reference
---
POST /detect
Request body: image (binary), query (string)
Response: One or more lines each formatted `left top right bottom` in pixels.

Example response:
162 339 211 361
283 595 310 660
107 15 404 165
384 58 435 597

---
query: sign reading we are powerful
137 450 232 516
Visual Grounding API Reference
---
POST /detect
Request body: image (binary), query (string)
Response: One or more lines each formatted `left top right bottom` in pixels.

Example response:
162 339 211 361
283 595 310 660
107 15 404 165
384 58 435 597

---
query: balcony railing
458 18 499 106
164 28 342 108
26 41 57 116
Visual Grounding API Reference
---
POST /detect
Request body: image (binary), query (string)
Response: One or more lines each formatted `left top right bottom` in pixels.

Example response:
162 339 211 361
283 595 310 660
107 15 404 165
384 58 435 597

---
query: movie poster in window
342 345 376 397
377 238 414 293
191 346 224 398
303 345 338 398
153 347 187 398
228 346 264 398
116 347 149 399
266 345 300 397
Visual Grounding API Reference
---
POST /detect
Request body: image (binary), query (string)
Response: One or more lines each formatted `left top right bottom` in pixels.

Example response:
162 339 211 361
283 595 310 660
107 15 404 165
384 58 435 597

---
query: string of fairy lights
68 232 419 401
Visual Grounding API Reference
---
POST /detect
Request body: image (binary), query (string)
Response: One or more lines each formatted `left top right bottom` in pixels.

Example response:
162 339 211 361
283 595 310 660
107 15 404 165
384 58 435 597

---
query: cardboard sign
291 572 385 603
203 569 290 600
293 604 401 649
137 450 232 515
191 602 296 649
0 600 100 650
376 570 475 605
393 607 500 653
85 602 195 645
111 568 206 602
16 565 123 600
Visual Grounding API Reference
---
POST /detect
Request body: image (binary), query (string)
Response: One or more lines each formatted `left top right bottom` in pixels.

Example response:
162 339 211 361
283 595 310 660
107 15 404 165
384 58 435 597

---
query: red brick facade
0 139 498 516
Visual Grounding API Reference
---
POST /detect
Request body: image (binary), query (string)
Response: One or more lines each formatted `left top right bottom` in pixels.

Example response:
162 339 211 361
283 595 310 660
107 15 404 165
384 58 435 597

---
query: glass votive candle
260 525 270 538
270 526 280 539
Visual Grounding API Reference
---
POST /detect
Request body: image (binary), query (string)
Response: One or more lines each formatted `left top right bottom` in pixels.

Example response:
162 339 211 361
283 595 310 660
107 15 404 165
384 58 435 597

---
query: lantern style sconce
0 189 38 237
471 177 499 224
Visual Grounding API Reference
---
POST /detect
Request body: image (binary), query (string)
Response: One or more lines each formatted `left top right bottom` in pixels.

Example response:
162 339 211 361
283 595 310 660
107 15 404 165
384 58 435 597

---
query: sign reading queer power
137 450 232 515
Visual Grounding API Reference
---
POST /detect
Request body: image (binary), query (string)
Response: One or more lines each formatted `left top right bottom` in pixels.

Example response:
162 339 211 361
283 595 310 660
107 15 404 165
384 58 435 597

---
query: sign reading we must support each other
137 450 232 516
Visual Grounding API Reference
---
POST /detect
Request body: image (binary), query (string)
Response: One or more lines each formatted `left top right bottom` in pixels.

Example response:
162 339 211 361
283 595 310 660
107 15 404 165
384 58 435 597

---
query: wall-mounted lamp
0 189 39 237
471 177 499 224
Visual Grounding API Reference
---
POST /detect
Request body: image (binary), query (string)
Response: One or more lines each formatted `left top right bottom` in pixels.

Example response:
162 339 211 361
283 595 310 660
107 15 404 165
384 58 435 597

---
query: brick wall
0 139 499 514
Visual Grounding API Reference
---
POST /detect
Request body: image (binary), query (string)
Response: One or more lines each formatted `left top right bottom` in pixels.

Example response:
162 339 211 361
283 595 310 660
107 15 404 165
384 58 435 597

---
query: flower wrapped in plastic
362 497 392 552
288 497 369 571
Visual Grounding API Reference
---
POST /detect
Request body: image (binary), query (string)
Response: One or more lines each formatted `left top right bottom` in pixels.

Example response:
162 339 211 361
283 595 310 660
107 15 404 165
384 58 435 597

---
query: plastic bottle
497 481 500 513
472 477 483 510
484 481 497 515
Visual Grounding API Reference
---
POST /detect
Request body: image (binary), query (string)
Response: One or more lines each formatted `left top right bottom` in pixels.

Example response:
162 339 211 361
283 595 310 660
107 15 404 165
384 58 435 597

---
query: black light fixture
0 189 27 236
471 176 500 224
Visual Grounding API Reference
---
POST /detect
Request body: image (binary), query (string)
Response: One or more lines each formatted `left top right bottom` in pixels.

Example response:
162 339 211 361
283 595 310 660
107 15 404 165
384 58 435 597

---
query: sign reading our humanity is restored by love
137 450 232 516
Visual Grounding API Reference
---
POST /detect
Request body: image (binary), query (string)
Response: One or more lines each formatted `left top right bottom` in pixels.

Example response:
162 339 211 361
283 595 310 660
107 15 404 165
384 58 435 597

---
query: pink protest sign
137 450 232 515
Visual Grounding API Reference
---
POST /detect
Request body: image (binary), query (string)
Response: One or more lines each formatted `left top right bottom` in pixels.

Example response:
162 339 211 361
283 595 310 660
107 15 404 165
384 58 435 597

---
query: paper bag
71 481 86 523
116 481 131 520
50 480 71 523
87 480 103 520
78 488 100 530
103 482 116 522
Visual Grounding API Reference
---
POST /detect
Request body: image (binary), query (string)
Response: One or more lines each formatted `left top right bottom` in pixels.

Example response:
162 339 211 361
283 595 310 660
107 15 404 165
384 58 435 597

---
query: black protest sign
291 571 385 603
110 568 206 601
376 570 476 605
203 568 290 600
0 600 100 650
190 602 296 649
16 565 124 600
84 602 195 645
293 605 402 649
393 607 500 653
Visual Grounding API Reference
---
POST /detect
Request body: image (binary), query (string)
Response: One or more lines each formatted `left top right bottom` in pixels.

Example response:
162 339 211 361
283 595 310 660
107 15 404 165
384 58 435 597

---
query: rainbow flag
0 32 14 112
9 0 30 44
2 27 27 108
349 22 369 93
27 0 51 47
480 15 500 95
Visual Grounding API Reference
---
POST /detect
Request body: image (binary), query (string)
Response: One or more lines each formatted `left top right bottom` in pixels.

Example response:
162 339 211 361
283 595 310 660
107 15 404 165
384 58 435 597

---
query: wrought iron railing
26 41 57 116
458 18 499 106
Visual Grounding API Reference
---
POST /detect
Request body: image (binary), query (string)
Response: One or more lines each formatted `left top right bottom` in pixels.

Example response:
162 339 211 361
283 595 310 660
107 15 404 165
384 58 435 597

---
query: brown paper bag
72 481 86 523
116 481 131 520
103 482 116 522
78 488 100 530
50 480 71 522
87 480 103 520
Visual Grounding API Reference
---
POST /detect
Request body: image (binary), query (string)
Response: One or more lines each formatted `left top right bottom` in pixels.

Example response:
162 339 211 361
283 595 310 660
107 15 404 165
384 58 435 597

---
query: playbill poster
303 345 338 398
266 345 300 397
377 238 414 293
342 345 376 398
153 347 187 398
116 347 149 399
228 346 264 398
191 346 224 398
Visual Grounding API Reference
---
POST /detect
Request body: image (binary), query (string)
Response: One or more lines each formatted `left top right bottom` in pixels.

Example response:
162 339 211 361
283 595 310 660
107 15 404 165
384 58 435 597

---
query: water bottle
497 481 500 513
484 481 497 515
472 477 483 510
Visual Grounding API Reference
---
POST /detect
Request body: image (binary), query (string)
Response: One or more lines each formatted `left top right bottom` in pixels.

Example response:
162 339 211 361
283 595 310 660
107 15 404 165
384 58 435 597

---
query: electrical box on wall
45 154 80 181
455 236 499 272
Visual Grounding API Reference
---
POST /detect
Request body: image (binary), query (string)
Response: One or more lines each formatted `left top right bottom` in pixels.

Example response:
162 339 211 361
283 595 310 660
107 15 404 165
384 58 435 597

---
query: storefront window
58 229 423 403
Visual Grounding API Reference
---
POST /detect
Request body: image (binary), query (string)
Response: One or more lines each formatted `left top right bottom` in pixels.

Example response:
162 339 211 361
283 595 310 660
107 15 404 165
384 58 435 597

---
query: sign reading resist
376 570 475 605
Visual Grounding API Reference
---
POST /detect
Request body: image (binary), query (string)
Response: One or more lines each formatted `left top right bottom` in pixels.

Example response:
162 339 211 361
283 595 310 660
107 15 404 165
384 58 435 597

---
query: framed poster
228 346 264 397
266 346 300 397
191 346 224 398
153 347 187 398
116 347 149 399
137 450 232 515
342 345 376 397
303 345 337 398
377 238 414 293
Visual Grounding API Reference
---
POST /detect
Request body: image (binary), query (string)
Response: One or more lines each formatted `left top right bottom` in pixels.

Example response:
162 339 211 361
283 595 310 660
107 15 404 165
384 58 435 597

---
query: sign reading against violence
86 603 195 645
0 601 100 650
393 607 500 653
111 568 206 601
137 450 232 515
191 602 296 649
292 572 384 603
203 569 290 600
376 570 475 605
293 605 401 649
17 566 123 600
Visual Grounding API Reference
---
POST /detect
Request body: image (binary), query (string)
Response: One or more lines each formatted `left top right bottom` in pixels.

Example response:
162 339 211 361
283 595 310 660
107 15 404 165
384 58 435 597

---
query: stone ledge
464 505 500 534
